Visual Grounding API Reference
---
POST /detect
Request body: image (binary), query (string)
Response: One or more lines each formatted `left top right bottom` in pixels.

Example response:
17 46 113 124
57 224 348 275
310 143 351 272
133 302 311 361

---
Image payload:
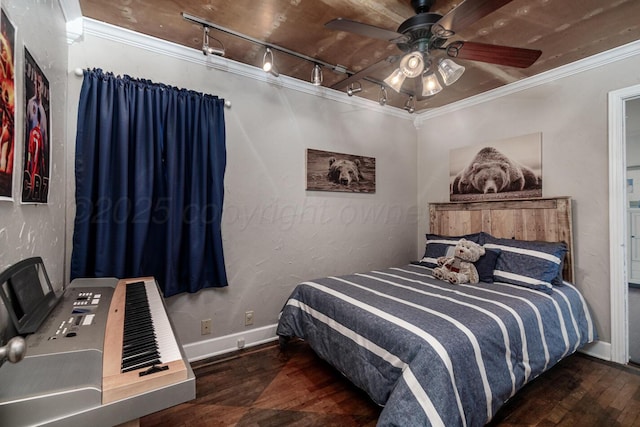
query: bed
276 197 596 426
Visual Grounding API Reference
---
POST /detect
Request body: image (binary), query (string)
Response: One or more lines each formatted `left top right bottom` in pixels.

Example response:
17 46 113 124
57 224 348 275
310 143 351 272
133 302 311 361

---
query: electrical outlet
201 318 212 335
244 311 254 326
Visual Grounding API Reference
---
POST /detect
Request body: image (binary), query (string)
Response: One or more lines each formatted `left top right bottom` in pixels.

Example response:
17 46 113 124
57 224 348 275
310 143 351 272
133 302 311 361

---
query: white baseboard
184 328 612 365
579 340 611 361
183 323 279 362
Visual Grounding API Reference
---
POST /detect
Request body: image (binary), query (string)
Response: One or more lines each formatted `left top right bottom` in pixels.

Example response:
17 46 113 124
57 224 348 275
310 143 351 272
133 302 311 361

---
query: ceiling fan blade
331 56 400 91
325 18 409 43
436 0 514 34
447 41 542 68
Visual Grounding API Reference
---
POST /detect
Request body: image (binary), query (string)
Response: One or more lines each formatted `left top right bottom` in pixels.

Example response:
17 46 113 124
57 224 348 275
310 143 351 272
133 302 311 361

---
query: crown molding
78 18 413 121
58 0 81 21
58 0 83 44
413 39 640 126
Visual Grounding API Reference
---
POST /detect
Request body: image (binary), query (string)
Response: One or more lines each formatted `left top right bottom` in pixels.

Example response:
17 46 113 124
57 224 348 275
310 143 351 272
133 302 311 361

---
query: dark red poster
22 48 50 204
0 9 15 200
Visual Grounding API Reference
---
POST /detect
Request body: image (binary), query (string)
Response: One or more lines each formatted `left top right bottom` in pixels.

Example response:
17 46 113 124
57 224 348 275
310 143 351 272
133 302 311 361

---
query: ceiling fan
326 0 542 100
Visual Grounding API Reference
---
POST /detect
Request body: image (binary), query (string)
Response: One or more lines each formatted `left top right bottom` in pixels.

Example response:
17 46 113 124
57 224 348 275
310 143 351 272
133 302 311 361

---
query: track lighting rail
182 13 343 75
181 12 417 102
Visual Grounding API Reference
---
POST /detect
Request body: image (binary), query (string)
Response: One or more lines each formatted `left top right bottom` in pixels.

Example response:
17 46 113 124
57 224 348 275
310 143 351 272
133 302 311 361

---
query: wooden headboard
429 197 574 283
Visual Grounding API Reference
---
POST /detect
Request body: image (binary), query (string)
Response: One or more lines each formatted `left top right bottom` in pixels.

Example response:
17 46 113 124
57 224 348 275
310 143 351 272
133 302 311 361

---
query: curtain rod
72 67 232 108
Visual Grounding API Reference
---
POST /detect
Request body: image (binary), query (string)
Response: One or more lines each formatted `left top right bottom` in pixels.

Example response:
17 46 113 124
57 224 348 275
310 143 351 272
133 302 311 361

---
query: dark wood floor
141 339 640 426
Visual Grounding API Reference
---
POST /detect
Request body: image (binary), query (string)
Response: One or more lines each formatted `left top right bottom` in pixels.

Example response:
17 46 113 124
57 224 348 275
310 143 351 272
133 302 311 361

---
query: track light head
347 82 362 96
404 96 415 114
311 64 323 86
203 46 225 56
262 48 279 77
378 86 388 106
202 27 225 57
263 49 273 71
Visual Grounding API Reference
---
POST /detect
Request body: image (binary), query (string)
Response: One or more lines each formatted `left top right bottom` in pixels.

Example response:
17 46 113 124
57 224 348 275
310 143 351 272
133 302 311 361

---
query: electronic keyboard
0 277 195 426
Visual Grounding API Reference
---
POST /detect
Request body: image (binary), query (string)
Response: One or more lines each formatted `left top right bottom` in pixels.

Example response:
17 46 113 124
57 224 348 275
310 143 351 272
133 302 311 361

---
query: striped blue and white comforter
276 263 596 427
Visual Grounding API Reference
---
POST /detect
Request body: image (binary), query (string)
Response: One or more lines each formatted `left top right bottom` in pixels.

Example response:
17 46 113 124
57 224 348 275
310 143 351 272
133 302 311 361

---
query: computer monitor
0 257 60 334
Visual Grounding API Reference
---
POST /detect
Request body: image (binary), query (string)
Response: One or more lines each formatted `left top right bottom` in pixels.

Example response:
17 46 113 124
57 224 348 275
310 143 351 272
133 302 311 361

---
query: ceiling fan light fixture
399 52 425 78
311 64 323 86
421 71 443 97
383 68 406 93
438 58 465 86
263 48 279 77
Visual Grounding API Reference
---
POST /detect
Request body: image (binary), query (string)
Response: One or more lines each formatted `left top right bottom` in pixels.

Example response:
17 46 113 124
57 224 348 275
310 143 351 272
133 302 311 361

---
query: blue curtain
71 69 228 297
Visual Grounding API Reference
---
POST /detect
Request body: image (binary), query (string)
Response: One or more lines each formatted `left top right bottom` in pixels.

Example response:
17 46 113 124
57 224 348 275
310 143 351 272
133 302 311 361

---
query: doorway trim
609 83 640 364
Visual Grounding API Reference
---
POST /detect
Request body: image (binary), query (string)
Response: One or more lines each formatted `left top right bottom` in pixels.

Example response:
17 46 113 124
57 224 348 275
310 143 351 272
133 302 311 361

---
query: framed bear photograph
449 133 542 202
306 148 375 193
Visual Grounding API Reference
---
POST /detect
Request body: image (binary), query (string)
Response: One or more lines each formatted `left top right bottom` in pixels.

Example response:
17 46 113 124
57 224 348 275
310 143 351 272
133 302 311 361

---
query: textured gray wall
67 30 418 348
416 53 640 344
0 1 68 342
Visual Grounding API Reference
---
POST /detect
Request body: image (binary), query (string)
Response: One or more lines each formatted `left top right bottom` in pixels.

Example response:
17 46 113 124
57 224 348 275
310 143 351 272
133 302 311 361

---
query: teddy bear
432 238 485 285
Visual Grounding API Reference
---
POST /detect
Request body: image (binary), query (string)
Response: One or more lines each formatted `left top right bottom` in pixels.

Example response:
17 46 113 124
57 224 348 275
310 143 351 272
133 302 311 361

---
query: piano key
123 345 154 356
122 349 160 364
124 336 156 349
122 347 160 363
143 280 182 363
123 328 154 342
121 282 154 371
123 330 155 341
122 358 162 373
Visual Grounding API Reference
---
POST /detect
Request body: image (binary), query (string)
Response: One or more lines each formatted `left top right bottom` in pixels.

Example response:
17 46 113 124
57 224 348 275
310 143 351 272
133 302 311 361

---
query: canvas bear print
306 148 375 193
449 133 542 201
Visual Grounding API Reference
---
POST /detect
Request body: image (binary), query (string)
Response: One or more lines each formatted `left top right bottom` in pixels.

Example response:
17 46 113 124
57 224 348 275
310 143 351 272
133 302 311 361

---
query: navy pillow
474 248 501 283
483 235 567 294
420 233 482 268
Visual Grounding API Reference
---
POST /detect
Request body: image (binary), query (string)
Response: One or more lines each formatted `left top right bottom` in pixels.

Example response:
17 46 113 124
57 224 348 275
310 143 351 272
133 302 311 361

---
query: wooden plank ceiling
78 0 640 113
